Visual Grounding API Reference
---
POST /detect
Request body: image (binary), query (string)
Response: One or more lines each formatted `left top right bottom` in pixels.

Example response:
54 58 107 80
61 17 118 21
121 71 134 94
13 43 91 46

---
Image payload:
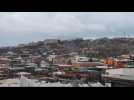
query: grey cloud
0 12 134 46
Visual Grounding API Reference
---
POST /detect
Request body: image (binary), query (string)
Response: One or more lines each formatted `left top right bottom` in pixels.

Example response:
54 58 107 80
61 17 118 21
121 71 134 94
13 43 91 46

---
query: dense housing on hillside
0 38 134 87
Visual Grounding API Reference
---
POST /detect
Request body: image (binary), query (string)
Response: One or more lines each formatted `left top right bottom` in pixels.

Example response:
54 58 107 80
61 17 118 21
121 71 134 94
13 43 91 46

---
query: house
20 54 31 63
104 58 127 68
31 55 42 67
53 55 71 65
40 60 49 68
71 56 105 67
71 56 89 63
44 39 60 44
0 57 10 78
10 57 22 68
120 54 130 59
47 54 57 63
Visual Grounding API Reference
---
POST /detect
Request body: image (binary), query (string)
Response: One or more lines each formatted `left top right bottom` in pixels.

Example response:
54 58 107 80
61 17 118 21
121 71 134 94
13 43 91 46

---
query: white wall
106 68 134 76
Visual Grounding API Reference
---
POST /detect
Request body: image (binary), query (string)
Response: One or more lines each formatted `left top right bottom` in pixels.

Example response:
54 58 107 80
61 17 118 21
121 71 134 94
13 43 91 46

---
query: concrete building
0 57 10 79
47 54 57 63
71 56 105 68
71 56 89 63
102 68 134 87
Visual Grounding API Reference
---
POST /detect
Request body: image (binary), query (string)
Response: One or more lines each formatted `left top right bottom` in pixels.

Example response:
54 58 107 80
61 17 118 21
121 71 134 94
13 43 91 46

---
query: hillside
0 37 134 58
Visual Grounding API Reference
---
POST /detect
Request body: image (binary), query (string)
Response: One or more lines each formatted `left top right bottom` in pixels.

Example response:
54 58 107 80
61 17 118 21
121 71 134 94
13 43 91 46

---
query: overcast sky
0 12 134 47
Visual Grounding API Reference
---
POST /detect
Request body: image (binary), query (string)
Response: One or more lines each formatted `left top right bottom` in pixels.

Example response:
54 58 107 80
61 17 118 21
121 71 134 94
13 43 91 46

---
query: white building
40 60 49 67
71 56 89 63
106 68 134 76
47 54 57 62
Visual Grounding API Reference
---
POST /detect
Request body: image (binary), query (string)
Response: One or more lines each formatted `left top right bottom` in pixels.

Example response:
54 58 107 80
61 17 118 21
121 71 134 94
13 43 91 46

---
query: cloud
0 12 134 46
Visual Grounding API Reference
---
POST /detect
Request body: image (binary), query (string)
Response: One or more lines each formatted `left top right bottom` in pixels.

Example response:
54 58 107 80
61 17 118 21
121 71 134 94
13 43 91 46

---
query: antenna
127 33 130 38
124 32 126 38
123 32 129 38
126 32 130 38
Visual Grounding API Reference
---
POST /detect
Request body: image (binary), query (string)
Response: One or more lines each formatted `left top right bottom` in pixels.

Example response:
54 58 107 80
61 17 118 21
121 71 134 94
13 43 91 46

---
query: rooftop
102 74 134 82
